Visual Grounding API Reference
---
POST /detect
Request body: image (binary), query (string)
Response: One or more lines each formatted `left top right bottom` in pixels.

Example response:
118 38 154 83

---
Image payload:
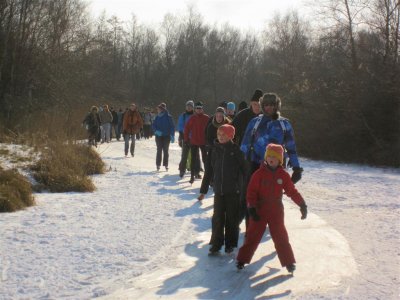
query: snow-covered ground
0 138 399 299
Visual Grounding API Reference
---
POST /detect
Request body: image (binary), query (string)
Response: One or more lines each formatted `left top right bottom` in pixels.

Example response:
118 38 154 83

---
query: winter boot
179 170 185 178
208 245 221 255
236 261 245 270
189 176 194 184
286 264 296 273
225 246 234 254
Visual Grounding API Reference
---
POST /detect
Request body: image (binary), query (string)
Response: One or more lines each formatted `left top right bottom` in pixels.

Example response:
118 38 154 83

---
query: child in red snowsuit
236 143 307 273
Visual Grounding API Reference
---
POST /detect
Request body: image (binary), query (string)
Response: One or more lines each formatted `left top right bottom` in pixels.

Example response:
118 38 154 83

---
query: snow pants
209 193 241 250
236 207 295 267
239 161 260 229
155 135 170 167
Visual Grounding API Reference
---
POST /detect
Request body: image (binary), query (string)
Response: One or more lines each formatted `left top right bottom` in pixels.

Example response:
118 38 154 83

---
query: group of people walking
82 104 155 151
82 89 308 274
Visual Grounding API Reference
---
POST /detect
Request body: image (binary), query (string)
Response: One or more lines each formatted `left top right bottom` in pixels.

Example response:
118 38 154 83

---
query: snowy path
0 138 399 299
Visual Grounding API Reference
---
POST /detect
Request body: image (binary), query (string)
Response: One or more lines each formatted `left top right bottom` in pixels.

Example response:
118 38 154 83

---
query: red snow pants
236 207 295 267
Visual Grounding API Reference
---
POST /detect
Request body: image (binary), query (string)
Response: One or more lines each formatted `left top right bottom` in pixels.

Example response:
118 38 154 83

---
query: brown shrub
0 167 35 213
31 142 104 193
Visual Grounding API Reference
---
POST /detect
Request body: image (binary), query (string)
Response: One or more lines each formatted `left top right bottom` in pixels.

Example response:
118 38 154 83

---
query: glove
248 207 260 221
300 203 307 220
291 167 303 184
154 130 162 137
170 135 175 143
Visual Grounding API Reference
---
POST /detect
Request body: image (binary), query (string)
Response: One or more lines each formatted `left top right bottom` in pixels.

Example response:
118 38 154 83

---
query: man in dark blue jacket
152 102 175 171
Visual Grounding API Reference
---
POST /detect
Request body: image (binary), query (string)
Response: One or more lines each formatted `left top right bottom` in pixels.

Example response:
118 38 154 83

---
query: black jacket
231 107 258 146
205 117 230 147
200 140 246 195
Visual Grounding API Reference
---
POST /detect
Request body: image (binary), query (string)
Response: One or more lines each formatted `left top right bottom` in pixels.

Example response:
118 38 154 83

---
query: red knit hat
264 143 284 165
218 124 235 140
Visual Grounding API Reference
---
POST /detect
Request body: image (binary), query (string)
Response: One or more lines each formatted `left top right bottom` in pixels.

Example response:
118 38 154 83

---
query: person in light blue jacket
152 102 175 171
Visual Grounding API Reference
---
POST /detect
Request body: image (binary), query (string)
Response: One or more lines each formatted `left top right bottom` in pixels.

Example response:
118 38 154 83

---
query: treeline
0 0 399 166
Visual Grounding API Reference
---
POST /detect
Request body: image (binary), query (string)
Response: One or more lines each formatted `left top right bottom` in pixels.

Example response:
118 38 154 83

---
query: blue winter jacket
240 115 300 168
177 111 193 133
152 111 175 137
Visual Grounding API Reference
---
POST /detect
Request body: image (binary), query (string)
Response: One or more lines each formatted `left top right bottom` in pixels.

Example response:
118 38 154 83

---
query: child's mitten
248 207 260 221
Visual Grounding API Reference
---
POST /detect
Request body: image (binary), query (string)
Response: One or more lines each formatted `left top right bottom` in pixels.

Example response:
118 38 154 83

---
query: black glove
300 203 307 220
248 207 260 221
291 167 303 184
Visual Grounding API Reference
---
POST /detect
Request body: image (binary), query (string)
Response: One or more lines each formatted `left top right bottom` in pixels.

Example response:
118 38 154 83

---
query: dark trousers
190 145 207 178
155 136 170 167
210 193 241 249
239 161 260 229
143 124 152 139
179 142 191 173
116 123 122 140
124 134 136 155
237 209 295 267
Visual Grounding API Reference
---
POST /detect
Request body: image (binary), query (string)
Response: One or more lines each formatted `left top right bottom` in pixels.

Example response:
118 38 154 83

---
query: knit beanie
158 102 167 110
238 101 248 111
218 124 235 140
195 101 203 108
264 143 284 165
186 100 194 107
218 101 228 109
215 106 225 114
227 102 235 111
250 89 263 102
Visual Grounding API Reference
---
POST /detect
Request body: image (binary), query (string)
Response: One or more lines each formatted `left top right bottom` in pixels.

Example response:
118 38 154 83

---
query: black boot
236 261 245 270
286 264 296 273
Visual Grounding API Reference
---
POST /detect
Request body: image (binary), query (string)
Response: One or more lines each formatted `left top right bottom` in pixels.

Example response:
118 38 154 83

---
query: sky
88 0 308 31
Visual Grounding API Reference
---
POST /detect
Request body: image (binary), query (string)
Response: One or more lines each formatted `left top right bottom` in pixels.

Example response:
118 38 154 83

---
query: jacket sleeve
184 117 191 142
137 112 144 128
169 115 175 136
152 117 158 132
282 170 304 206
200 149 213 194
177 114 184 133
246 170 260 208
122 113 128 131
240 119 255 156
284 121 300 168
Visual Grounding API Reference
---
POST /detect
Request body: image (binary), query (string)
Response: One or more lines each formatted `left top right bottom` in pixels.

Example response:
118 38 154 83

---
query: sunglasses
263 102 276 106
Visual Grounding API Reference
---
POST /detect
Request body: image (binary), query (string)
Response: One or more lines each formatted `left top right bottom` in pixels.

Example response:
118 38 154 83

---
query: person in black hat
231 89 263 229
231 89 263 146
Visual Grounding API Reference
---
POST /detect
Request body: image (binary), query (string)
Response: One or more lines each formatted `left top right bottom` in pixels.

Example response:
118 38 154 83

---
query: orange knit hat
264 143 284 165
218 124 235 140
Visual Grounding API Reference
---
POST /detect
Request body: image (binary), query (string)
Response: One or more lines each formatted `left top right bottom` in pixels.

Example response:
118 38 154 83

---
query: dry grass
31 141 105 193
0 167 35 213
